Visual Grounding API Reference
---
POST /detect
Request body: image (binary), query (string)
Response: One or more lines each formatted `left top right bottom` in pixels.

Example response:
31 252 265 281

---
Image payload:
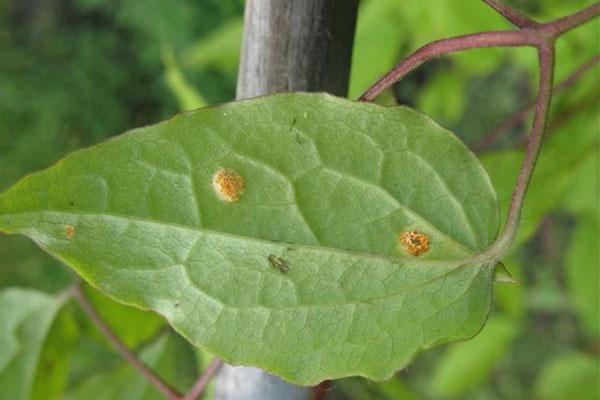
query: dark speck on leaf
295 132 307 145
268 254 290 274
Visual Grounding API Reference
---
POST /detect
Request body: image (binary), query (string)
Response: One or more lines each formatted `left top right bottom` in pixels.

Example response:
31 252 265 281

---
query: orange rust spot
64 225 75 239
213 169 245 202
399 230 430 256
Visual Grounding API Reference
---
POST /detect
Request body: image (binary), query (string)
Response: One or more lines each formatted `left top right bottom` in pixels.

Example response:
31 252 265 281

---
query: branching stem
73 282 221 400
481 0 538 28
358 30 541 102
359 1 599 260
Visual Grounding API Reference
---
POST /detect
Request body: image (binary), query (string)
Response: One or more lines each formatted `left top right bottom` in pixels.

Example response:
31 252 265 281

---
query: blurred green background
0 0 598 399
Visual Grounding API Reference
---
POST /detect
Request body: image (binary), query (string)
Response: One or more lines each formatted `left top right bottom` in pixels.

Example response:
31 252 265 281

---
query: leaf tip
493 262 520 285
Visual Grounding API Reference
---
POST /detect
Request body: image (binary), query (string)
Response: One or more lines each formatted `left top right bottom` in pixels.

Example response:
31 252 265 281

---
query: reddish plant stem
359 3 600 102
481 0 538 28
491 43 555 256
358 30 541 101
182 358 223 400
73 285 183 400
360 1 599 260
541 2 600 36
474 54 600 152
312 380 332 400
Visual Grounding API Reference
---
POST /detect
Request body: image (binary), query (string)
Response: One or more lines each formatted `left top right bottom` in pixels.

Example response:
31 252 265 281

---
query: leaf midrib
1 209 480 266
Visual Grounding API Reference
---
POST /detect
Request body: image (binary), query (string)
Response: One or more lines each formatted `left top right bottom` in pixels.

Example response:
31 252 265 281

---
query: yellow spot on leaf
399 230 429 256
64 225 75 239
213 169 245 202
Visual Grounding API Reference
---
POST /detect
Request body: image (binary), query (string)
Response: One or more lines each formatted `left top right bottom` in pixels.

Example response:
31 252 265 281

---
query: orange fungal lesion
212 169 245 202
64 225 75 239
399 230 430 256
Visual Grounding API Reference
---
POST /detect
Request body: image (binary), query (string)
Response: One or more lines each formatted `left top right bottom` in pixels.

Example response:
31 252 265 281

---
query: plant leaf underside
0 93 499 385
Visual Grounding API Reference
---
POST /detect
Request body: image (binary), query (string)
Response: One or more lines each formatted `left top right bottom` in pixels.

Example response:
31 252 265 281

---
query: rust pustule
213 169 245 202
64 225 75 239
399 230 430 256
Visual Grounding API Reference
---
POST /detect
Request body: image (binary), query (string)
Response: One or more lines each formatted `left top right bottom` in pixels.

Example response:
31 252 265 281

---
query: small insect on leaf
212 169 245 202
268 255 290 274
399 230 430 256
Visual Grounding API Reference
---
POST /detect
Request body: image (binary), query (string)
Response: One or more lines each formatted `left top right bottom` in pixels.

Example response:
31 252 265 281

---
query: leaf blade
0 288 63 400
0 93 499 385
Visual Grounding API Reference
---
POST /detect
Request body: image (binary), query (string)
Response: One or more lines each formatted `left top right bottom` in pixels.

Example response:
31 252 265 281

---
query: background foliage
0 0 597 398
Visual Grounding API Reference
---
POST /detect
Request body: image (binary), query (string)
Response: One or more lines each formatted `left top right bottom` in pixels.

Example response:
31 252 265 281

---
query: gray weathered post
214 0 358 399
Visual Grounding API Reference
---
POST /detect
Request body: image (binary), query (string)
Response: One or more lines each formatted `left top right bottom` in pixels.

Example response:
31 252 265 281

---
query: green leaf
31 307 79 400
162 47 207 111
64 334 197 400
194 347 218 400
493 262 519 285
429 316 519 397
417 69 466 127
376 377 419 400
561 150 598 217
181 18 243 72
534 352 600 400
482 106 598 248
84 286 165 348
0 288 63 400
349 0 406 98
0 93 499 385
565 215 599 337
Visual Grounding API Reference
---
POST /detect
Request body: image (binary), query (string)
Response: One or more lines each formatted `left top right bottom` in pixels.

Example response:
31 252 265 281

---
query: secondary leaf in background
376 377 419 400
162 47 207 111
0 235 72 293
534 352 600 400
564 216 599 337
559 149 599 336
416 68 466 128
0 93 499 385
31 307 79 400
64 334 197 400
336 376 418 400
84 286 166 349
560 149 599 217
429 316 519 397
0 288 64 400
348 0 406 98
181 18 243 73
481 106 599 249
